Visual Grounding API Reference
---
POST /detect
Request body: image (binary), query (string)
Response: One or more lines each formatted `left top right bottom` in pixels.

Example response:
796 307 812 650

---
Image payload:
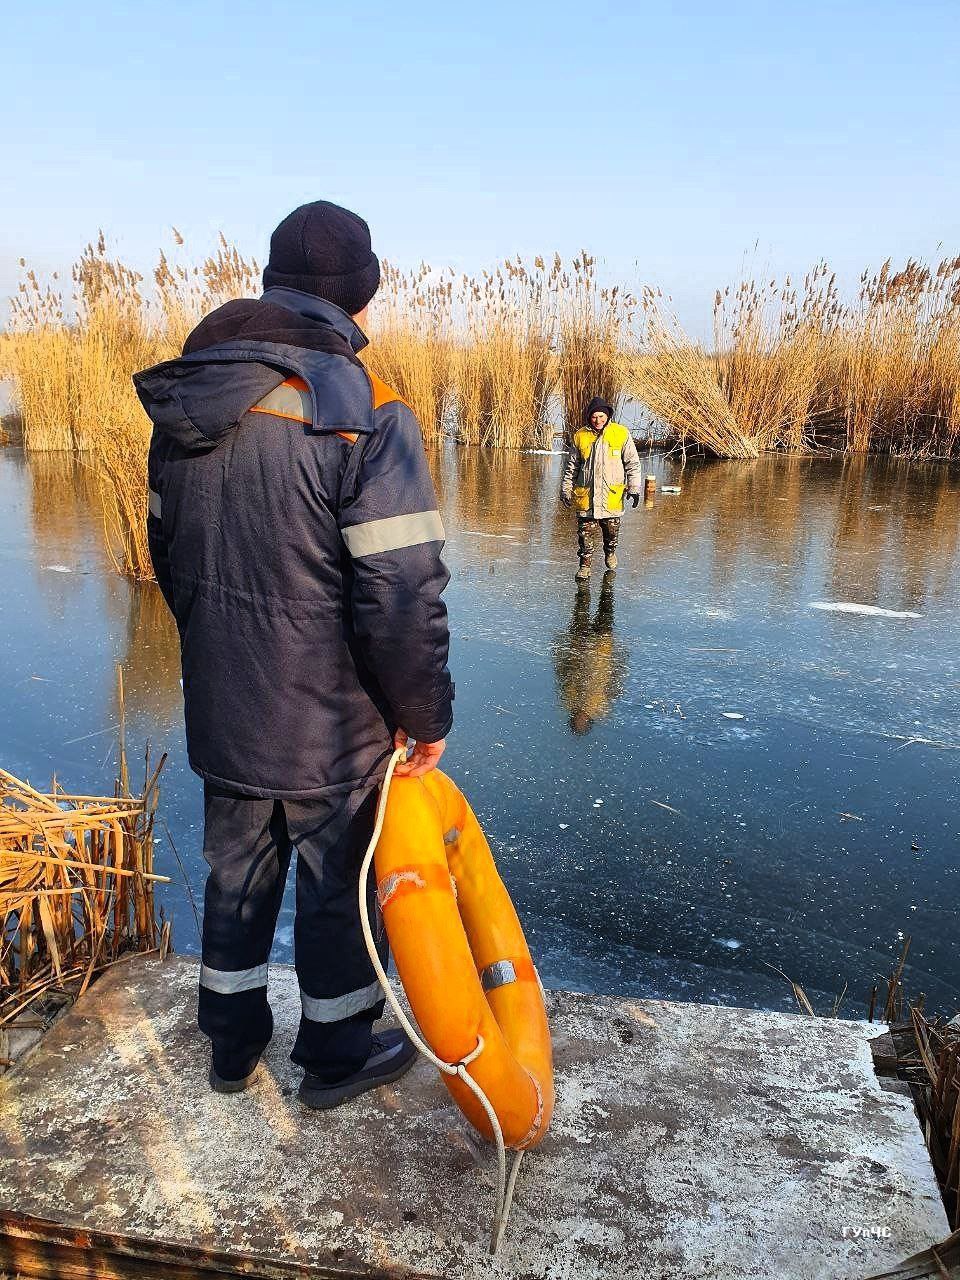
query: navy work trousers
197 782 387 1083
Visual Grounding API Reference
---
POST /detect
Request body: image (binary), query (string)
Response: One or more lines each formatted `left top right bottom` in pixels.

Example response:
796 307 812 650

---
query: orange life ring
374 769 554 1149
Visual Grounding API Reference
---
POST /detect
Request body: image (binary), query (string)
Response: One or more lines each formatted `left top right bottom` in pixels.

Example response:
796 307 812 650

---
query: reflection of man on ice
552 573 628 736
560 396 642 582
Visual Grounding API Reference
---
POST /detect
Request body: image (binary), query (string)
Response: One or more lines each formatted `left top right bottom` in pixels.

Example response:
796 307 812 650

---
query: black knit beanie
262 201 381 315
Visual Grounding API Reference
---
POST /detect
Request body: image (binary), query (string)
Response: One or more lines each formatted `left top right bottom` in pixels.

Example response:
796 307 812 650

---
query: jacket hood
584 396 615 426
133 290 368 453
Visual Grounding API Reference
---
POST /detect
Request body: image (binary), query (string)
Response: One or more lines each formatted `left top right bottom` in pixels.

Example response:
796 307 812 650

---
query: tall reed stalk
362 263 454 442
450 257 558 448
4 233 260 578
557 252 635 431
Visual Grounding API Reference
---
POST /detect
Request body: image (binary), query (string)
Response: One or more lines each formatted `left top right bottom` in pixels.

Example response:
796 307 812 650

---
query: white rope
357 747 521 1254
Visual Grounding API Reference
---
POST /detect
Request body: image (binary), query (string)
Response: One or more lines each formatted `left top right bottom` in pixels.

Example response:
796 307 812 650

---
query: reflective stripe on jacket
560 422 642 520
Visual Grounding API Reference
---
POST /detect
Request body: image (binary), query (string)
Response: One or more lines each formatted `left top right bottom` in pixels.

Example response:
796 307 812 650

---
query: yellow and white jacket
560 422 642 520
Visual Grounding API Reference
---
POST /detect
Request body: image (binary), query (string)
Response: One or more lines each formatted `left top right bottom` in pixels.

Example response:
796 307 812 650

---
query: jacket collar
260 287 369 354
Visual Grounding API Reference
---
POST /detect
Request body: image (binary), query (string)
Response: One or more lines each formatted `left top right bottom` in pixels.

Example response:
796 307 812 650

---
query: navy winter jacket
134 289 454 799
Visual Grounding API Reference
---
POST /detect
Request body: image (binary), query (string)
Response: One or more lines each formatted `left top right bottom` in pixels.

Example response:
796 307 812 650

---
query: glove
629 493 640 508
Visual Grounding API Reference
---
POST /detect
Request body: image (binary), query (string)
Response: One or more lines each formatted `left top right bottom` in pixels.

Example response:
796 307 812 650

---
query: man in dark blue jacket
134 201 454 1108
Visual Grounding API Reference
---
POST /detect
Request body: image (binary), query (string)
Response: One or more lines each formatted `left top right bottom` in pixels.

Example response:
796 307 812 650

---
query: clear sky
3 0 959 335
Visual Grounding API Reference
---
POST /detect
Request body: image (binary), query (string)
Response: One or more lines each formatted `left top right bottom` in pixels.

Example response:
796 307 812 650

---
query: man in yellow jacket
560 397 642 581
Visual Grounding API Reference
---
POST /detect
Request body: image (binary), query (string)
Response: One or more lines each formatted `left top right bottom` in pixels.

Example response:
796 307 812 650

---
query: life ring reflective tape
375 770 554 1149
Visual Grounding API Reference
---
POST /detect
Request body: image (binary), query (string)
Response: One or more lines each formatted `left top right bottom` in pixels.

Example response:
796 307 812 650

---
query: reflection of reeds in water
701 459 815 594
826 457 960 609
0 754 167 1028
633 454 960 612
26 450 103 565
114 584 183 724
434 444 545 540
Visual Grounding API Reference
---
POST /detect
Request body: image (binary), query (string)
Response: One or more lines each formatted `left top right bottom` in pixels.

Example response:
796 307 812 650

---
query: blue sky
3 0 959 334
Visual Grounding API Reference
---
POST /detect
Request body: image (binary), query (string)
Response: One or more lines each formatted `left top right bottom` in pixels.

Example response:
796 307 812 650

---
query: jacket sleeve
339 404 454 742
146 432 176 615
622 432 642 495
560 445 579 500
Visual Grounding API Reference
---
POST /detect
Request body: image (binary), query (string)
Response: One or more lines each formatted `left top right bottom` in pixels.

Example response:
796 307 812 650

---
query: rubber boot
575 559 591 582
605 552 618 571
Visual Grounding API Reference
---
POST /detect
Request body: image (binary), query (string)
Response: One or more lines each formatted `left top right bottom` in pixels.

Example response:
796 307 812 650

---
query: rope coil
357 747 524 1255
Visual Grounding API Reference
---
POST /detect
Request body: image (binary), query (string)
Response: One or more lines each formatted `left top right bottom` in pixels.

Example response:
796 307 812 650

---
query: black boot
299 1029 417 1110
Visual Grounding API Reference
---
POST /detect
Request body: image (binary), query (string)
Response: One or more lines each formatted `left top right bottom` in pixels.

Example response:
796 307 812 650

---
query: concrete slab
0 955 948 1279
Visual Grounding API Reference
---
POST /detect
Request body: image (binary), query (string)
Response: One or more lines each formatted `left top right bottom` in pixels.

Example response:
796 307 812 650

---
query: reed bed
631 256 960 459
361 262 454 442
450 256 558 448
905 1007 960 1232
0 750 168 1035
6 234 960 582
557 252 635 430
4 233 261 578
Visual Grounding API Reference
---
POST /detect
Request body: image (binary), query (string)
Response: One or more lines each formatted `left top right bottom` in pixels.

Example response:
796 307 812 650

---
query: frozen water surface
2 445 959 1015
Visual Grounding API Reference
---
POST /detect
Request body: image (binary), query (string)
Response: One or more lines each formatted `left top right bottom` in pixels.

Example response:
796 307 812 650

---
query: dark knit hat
262 201 380 315
584 395 614 425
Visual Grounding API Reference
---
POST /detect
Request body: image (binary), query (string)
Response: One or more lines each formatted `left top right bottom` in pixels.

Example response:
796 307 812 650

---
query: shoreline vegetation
2 233 960 578
0 725 167 1049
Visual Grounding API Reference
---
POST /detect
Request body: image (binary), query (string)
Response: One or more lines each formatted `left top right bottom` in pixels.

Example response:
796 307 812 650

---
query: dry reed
557 252 635 431
7 234 960 584
450 256 558 448
362 262 454 442
0 750 168 1033
631 255 960 459
4 233 261 578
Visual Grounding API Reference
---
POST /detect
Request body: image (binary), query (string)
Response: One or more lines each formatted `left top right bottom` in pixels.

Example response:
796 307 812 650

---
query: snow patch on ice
809 601 921 619
43 564 72 573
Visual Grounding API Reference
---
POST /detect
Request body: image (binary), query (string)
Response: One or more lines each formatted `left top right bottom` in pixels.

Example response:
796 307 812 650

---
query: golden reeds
4 233 261 578
0 753 168 1031
7 234 960 584
557 251 635 431
450 256 558 448
631 255 960 459
361 262 454 442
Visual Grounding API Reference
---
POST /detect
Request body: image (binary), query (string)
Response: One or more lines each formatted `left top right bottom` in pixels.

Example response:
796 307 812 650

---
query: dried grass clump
907 1007 960 1233
630 255 960 459
631 297 761 460
0 749 168 1030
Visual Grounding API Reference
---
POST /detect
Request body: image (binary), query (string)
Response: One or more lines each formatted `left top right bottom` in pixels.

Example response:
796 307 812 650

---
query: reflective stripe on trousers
200 962 268 994
300 979 383 1023
197 784 388 1080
